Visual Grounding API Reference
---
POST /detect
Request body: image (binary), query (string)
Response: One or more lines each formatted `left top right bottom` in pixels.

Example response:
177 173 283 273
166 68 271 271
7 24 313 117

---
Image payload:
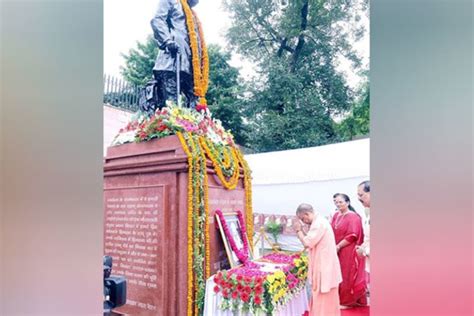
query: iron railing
103 74 140 112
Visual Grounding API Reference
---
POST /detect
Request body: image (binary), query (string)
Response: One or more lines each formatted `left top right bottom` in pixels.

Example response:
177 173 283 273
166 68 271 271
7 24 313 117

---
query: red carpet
341 306 370 316
303 306 369 316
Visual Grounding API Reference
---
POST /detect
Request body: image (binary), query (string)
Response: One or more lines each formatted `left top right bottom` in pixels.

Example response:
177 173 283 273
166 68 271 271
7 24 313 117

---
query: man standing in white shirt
356 180 370 296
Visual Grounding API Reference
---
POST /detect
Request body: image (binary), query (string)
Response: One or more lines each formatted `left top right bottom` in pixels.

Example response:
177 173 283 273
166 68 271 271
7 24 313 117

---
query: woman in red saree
331 193 367 307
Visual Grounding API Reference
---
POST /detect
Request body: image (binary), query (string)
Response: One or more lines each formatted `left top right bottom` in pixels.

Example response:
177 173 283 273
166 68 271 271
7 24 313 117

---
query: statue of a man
149 0 205 111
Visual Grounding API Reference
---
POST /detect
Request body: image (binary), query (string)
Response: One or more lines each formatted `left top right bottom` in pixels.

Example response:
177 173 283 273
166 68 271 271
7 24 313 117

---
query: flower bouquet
213 252 308 315
111 101 235 146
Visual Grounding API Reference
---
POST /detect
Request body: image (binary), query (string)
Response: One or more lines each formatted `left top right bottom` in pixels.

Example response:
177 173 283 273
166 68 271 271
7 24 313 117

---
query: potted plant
265 221 283 250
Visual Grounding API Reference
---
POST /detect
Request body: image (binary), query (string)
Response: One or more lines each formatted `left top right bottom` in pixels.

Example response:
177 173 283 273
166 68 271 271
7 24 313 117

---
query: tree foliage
223 0 369 152
120 37 247 144
119 0 370 151
336 80 370 141
120 35 157 87
206 45 248 145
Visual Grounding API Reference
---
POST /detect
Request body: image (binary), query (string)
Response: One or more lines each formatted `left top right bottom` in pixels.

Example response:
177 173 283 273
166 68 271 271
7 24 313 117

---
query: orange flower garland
179 0 209 106
194 14 209 96
177 132 195 316
186 133 206 315
220 145 233 169
178 132 254 315
198 143 211 279
198 137 240 190
236 148 254 250
178 132 212 316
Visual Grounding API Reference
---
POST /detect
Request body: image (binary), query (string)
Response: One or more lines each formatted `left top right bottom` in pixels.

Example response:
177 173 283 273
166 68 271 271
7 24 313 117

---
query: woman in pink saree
331 193 367 307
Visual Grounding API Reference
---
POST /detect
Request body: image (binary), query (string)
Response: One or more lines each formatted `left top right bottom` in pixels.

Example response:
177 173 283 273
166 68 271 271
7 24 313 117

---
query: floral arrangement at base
111 101 235 147
261 253 308 290
111 102 254 316
213 253 308 315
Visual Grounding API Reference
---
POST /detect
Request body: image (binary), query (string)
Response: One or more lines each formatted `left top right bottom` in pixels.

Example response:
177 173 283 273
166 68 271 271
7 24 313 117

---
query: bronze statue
140 0 208 115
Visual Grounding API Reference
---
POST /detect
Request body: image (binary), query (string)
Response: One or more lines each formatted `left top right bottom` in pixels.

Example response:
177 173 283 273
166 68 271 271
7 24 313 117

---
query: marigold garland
179 0 209 106
194 137 208 313
194 13 209 97
236 149 254 250
198 136 240 190
178 131 253 315
177 132 195 316
199 145 211 279
188 134 200 315
221 146 234 170
187 133 207 315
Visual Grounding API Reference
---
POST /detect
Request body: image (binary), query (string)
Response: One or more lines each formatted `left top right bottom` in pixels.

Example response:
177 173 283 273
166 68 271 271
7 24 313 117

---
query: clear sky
104 0 369 88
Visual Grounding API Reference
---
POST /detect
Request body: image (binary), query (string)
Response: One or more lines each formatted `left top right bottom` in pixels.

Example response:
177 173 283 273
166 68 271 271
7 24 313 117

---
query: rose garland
179 0 209 109
215 210 250 264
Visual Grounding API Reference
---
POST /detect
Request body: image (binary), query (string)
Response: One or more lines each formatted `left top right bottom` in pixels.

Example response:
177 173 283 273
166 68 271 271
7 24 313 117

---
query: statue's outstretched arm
150 0 172 49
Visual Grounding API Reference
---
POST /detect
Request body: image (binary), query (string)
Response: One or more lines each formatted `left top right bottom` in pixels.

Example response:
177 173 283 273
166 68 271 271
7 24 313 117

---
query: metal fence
103 75 140 112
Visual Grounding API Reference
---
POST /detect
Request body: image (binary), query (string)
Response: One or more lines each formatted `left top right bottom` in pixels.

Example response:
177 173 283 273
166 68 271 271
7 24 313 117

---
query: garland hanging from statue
180 0 209 109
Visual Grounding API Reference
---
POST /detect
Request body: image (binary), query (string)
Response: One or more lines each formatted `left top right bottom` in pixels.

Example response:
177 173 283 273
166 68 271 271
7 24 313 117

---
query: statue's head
187 0 199 7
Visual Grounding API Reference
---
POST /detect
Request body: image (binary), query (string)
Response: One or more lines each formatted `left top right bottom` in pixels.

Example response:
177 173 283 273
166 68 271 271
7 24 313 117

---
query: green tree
120 35 157 86
206 45 248 145
336 80 370 140
224 0 369 152
120 37 247 144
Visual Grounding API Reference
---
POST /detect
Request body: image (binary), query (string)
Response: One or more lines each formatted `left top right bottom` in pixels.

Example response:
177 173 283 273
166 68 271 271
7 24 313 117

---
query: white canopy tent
245 138 370 219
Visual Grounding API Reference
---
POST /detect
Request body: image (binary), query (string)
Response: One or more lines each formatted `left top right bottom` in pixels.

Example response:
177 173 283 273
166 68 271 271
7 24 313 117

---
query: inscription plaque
104 135 249 315
104 185 166 314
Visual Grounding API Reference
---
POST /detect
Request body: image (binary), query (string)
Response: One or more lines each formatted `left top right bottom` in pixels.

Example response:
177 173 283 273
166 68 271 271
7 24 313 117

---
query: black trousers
153 70 198 109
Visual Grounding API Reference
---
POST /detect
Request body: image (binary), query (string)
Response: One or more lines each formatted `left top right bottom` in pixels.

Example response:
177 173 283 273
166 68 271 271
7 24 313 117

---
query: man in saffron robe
294 203 342 316
331 193 367 307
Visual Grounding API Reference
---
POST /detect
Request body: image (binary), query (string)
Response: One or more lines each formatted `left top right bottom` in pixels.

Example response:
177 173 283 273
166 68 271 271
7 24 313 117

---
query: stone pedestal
104 135 246 315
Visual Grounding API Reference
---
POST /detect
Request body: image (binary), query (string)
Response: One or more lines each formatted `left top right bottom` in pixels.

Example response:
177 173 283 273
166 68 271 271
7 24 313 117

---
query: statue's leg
153 71 166 110
155 70 178 106
181 72 198 109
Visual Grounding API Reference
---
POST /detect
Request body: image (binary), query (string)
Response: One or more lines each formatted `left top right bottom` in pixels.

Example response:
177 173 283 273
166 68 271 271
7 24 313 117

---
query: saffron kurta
303 214 342 316
331 211 367 306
